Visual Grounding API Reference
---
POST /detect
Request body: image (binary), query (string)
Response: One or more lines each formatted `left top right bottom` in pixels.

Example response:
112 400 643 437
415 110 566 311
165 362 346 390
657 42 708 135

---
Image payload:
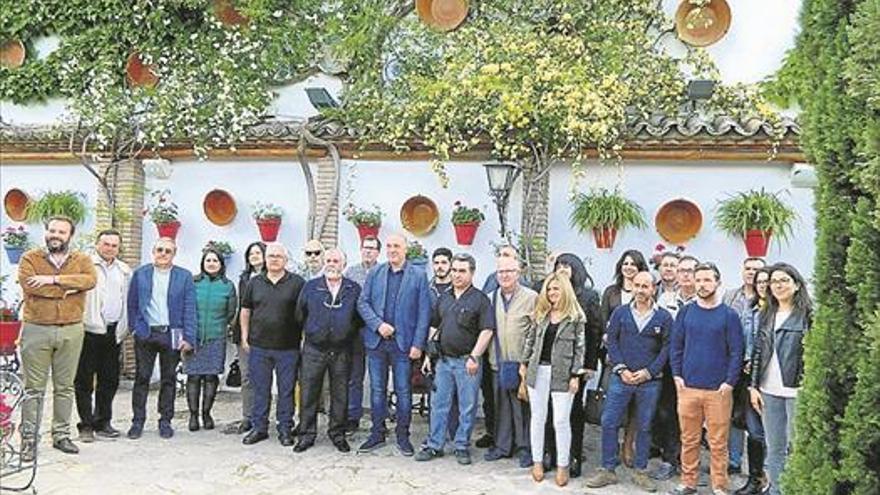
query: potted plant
25 189 89 225
203 240 235 265
0 283 22 356
2 225 28 264
252 202 283 242
343 203 382 242
715 188 797 256
569 188 647 249
406 240 428 266
146 189 181 239
451 201 485 246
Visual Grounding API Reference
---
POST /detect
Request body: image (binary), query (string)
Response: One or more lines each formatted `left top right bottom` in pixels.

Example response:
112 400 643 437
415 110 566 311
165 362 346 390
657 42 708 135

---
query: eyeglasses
305 250 323 257
755 280 769 285
154 247 174 254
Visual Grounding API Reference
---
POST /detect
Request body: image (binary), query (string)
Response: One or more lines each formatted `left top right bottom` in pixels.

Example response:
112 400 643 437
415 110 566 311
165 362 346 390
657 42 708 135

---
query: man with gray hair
293 248 363 453
240 242 305 447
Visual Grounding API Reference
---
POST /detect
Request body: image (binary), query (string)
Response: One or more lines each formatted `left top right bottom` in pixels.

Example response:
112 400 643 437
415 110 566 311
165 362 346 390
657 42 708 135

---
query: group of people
15 215 811 495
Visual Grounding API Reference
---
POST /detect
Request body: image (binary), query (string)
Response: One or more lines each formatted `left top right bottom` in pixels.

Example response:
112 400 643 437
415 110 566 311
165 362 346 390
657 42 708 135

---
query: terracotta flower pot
256 217 282 242
0 39 26 69
356 224 380 242
454 222 480 246
4 246 24 264
156 221 181 240
592 226 618 249
744 229 772 257
0 320 22 354
126 52 160 88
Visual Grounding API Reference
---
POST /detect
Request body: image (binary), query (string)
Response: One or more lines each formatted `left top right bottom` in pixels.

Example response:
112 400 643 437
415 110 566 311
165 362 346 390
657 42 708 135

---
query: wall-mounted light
305 87 339 110
483 161 522 240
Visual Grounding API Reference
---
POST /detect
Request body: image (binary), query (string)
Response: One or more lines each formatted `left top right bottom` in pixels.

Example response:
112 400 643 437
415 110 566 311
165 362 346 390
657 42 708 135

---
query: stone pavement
9 383 741 495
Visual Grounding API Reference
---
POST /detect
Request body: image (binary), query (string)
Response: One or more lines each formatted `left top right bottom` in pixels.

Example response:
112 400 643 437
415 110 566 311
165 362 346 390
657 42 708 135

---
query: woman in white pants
520 273 586 486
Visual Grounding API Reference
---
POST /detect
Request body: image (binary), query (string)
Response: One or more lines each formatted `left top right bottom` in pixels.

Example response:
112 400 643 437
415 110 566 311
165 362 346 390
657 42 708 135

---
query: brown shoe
531 462 544 482
555 466 570 487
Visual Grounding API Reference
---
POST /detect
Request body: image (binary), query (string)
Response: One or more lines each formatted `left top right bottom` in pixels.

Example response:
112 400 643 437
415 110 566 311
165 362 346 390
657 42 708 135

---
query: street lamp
483 161 522 240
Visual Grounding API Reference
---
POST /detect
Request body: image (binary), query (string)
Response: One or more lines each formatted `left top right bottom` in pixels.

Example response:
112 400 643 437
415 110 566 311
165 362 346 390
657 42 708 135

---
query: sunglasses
154 247 174 254
305 250 323 257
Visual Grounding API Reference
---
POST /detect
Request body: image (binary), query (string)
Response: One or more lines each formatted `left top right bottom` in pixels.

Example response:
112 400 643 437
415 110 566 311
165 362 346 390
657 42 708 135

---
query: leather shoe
293 441 314 453
79 428 95 443
333 439 351 453
279 433 295 447
95 425 121 438
53 438 80 454
475 433 494 449
242 430 269 445
127 423 144 440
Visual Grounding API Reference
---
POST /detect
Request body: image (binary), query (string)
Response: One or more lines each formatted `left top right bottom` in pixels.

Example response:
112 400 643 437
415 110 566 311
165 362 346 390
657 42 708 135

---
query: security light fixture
305 87 339 109
686 80 717 101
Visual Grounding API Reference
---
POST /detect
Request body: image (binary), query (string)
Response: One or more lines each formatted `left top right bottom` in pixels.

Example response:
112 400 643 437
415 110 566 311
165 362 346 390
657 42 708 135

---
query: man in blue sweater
669 262 744 495
586 271 673 492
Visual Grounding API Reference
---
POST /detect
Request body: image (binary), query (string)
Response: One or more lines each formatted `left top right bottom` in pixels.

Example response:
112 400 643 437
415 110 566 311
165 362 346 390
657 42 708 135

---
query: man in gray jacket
75 229 131 441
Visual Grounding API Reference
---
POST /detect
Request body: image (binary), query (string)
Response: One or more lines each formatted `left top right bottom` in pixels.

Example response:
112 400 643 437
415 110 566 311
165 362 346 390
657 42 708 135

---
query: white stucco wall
1 163 100 302
140 159 310 277
548 160 816 291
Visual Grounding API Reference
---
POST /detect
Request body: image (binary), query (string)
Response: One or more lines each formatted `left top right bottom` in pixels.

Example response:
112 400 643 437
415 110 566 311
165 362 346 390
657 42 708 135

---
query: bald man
356 233 432 455
586 272 673 491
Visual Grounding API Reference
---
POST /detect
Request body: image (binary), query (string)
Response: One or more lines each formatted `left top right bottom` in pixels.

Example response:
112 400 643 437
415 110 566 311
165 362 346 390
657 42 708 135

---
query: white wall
549 160 816 291
1 163 100 302
140 159 310 276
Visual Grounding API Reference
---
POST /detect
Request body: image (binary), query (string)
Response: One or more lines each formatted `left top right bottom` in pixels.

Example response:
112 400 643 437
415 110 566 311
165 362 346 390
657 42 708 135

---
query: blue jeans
249 346 299 435
729 426 745 468
427 356 481 451
367 339 412 437
600 374 661 470
762 392 797 495
348 336 365 422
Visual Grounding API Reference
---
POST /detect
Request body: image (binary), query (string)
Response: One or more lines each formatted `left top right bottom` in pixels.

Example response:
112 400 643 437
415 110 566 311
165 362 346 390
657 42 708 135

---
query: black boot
735 437 767 495
202 375 219 430
186 376 202 432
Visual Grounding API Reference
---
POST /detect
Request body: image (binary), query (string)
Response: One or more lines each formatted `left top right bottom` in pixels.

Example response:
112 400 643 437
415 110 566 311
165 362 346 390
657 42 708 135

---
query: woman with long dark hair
185 248 236 431
224 241 266 434
521 273 586 487
749 263 812 495
541 253 601 478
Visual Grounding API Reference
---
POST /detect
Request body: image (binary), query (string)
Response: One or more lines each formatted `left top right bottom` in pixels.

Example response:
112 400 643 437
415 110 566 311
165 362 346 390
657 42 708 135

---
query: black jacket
554 253 602 371
297 276 363 351
750 308 811 389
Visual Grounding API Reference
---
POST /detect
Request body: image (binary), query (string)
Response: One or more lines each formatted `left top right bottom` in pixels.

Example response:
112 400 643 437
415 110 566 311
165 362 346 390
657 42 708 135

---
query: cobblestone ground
8 382 742 494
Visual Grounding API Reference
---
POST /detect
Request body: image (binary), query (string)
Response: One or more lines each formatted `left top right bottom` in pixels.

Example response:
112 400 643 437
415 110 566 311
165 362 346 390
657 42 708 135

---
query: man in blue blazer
357 233 431 456
126 237 196 440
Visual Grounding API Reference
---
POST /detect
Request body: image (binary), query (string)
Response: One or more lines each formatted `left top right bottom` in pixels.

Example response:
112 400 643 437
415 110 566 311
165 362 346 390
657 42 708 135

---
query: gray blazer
521 316 586 392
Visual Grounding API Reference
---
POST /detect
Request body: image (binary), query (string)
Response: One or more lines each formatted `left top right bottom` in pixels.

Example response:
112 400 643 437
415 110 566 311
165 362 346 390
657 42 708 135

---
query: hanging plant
25 190 89 225
451 201 484 245
714 188 797 256
406 239 428 263
343 203 382 241
569 189 647 249
145 189 181 239
252 201 283 242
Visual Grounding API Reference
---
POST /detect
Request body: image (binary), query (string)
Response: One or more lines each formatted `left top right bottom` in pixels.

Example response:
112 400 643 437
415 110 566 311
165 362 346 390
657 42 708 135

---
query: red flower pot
356 224 380 242
0 320 22 354
256 217 282 242
592 227 618 249
156 221 181 240
454 222 480 246
744 229 772 257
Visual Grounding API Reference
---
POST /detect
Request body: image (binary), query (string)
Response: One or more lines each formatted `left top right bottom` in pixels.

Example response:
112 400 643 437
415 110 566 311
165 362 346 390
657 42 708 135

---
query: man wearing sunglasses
293 248 363 453
126 237 196 440
302 239 325 280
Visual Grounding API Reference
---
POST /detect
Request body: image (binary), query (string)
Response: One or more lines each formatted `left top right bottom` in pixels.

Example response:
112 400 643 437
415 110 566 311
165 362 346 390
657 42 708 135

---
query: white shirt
760 310 799 398
99 257 126 324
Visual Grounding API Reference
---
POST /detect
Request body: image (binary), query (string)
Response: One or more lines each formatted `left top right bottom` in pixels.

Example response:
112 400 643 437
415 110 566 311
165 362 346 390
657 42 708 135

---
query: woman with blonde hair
520 273 586 486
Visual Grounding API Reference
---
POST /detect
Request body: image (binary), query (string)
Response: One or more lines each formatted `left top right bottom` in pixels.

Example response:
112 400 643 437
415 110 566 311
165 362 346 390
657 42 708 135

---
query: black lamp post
483 161 522 240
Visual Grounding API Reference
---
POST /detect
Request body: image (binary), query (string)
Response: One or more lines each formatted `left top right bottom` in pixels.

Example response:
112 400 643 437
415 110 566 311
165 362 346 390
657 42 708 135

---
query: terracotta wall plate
416 0 469 32
400 195 440 236
3 189 30 221
0 39 26 69
675 0 732 47
203 189 237 226
655 198 703 244
213 0 249 26
126 52 160 88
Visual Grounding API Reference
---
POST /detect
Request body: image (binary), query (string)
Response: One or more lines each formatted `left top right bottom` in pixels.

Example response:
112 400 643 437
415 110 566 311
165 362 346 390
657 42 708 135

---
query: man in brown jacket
18 216 97 458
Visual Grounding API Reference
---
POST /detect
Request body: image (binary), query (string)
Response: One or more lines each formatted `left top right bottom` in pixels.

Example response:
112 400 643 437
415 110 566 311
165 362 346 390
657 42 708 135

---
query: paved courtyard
6 382 737 495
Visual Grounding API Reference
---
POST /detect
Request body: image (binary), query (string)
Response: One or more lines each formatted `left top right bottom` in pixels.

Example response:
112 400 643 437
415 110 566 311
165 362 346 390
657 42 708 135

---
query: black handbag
226 359 242 387
584 363 611 425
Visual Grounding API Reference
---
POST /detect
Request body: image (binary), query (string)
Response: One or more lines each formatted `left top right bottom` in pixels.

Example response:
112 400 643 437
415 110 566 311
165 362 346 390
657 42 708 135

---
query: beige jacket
488 285 537 370
83 254 132 343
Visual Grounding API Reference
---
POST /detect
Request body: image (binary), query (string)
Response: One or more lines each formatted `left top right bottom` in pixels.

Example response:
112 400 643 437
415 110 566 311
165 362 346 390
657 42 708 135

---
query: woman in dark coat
185 248 236 431
223 241 266 434
542 253 602 478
